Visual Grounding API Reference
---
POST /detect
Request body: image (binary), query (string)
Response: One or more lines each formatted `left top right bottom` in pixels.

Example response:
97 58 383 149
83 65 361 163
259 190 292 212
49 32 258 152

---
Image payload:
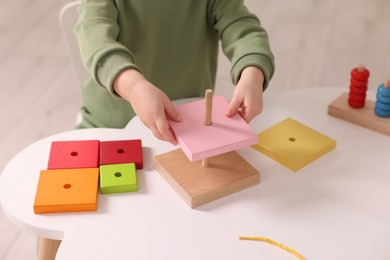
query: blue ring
375 107 390 117
377 83 390 97
377 92 390 104
375 101 390 111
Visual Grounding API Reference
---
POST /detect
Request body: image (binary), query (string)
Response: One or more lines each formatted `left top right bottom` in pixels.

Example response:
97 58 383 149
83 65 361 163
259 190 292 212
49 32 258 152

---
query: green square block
100 163 138 194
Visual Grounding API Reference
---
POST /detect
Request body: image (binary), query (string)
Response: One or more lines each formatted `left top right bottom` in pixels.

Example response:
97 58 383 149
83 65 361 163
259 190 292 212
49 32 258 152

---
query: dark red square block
47 140 100 170
100 140 143 169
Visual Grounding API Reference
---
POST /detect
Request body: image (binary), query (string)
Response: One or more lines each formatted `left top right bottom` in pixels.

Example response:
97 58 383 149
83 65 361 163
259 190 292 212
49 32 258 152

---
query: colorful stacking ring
350 78 368 88
377 92 390 104
348 99 365 108
351 67 370 81
374 101 390 111
375 107 390 117
377 83 390 97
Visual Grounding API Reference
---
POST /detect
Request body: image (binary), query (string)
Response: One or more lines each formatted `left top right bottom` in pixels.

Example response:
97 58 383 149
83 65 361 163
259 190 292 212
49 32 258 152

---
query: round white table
1 88 390 260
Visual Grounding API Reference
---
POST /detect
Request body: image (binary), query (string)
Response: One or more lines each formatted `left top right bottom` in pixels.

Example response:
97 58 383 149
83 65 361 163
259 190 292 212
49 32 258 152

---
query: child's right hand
114 69 182 145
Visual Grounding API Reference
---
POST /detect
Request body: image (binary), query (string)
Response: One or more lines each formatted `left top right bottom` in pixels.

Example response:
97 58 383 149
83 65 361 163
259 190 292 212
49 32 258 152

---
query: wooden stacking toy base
153 149 260 208
328 93 390 136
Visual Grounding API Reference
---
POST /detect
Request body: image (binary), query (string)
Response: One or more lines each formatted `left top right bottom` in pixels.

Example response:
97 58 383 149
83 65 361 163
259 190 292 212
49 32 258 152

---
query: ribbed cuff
231 53 275 90
96 51 141 97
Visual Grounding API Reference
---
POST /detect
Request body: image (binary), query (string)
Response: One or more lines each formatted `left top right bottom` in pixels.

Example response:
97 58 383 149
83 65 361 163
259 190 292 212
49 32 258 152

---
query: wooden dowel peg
202 158 210 167
384 80 390 88
202 89 213 167
357 64 366 72
204 89 213 126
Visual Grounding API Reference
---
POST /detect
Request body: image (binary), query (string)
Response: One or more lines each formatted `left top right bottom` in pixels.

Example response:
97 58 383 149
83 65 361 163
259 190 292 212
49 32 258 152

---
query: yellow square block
252 118 336 171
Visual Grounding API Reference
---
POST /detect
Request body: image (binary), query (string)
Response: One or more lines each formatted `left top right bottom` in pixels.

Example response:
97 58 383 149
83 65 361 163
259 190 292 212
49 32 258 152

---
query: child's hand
226 66 265 123
114 69 182 145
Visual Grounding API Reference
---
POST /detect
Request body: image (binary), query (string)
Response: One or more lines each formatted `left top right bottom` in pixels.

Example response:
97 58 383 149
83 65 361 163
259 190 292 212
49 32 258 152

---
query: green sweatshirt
74 0 275 128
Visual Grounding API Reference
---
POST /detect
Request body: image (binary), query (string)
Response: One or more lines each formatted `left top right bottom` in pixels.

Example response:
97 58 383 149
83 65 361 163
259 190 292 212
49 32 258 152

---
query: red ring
348 99 365 108
349 85 368 95
349 92 366 102
351 67 370 80
350 78 368 88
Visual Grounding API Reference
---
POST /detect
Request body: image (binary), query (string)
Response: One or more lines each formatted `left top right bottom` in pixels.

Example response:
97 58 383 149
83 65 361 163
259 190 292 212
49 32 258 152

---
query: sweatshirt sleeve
208 0 275 89
74 0 140 96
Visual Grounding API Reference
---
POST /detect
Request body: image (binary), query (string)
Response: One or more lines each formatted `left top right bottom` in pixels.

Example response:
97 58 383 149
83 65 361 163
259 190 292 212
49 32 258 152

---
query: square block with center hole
169 96 257 161
100 163 138 194
47 140 100 170
153 149 260 208
33 168 99 214
252 118 336 171
100 140 143 169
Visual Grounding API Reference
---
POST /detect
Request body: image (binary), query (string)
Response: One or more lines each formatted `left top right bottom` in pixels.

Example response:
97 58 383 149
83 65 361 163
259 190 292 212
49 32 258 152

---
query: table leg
37 237 61 260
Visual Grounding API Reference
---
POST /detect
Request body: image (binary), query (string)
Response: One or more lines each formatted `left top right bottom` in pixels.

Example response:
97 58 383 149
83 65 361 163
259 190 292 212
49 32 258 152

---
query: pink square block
169 96 257 161
47 140 100 170
100 140 143 169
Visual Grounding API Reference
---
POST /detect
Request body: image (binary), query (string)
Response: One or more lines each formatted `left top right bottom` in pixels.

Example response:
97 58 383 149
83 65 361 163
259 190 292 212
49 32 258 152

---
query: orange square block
34 168 99 214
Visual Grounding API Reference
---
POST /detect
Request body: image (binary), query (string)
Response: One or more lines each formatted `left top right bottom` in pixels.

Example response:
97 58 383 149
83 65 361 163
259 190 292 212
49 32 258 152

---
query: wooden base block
153 149 260 208
328 93 390 136
252 118 336 171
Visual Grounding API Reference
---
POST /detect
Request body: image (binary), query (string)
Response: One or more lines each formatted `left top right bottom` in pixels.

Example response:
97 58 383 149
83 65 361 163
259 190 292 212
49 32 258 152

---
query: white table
1 88 390 260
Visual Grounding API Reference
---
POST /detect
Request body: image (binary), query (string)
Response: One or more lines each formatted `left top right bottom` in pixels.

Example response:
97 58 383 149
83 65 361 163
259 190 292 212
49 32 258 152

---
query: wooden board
169 96 257 161
328 93 390 136
153 149 260 208
252 118 336 171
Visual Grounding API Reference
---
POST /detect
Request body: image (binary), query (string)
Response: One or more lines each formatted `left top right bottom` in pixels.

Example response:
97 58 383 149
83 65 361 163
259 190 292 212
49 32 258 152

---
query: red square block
100 140 143 169
47 140 100 170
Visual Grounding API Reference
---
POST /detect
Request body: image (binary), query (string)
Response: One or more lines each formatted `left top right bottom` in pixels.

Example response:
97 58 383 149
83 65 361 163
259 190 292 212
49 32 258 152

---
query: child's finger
155 118 177 145
242 102 262 123
149 124 164 141
226 96 242 117
240 108 253 123
164 99 182 122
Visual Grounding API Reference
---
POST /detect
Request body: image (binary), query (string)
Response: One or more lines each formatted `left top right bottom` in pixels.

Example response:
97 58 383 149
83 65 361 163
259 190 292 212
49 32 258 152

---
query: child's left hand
226 66 265 122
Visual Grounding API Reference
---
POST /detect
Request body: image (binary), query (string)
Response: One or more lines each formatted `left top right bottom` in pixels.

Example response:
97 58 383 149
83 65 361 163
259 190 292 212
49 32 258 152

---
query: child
75 0 275 145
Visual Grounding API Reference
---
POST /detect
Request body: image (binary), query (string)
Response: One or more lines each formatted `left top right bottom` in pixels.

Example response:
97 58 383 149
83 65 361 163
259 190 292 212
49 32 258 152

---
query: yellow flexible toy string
239 236 305 260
